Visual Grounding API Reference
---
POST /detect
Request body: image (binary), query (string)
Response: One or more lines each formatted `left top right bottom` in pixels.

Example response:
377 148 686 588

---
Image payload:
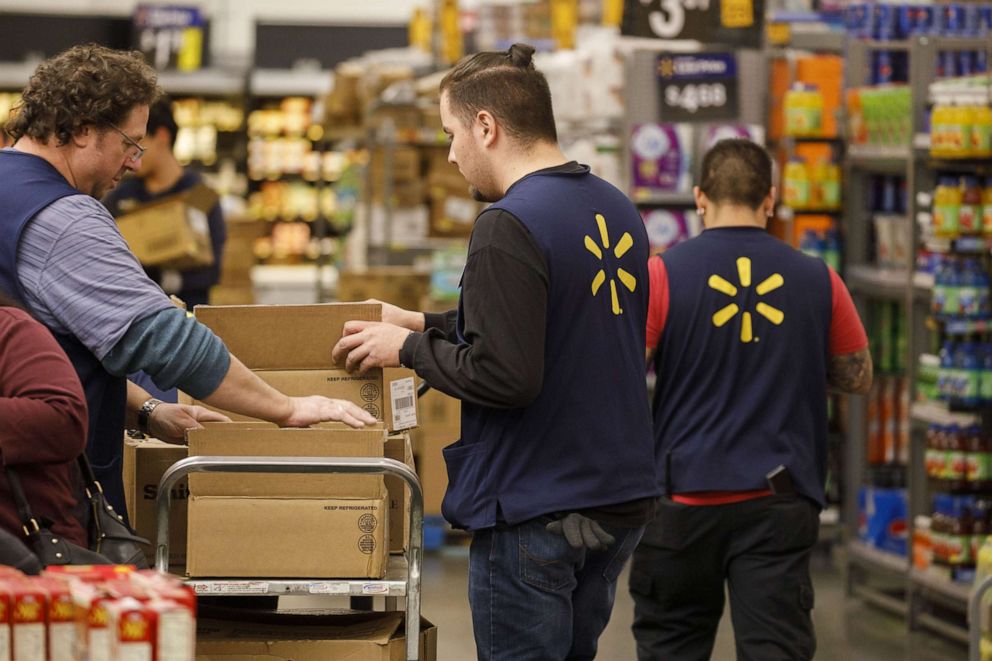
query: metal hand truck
154 455 424 661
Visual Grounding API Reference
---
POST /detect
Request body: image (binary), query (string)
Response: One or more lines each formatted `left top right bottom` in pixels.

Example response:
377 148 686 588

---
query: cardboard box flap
193 303 381 369
198 612 402 644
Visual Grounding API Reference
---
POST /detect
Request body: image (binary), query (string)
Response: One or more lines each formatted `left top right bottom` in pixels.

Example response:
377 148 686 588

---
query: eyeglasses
107 122 145 162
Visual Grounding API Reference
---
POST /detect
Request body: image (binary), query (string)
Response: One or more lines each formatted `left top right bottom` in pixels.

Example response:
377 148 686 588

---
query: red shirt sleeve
0 308 88 466
646 256 670 350
828 267 869 356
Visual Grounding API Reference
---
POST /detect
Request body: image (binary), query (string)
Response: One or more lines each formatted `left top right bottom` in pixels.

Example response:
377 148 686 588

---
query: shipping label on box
186 422 386 498
186 491 388 579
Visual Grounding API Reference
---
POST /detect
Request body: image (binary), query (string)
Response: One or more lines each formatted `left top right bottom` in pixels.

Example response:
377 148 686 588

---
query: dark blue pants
469 516 644 661
629 496 819 661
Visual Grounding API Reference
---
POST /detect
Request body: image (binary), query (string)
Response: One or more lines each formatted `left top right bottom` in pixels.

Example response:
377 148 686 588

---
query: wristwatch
137 398 164 434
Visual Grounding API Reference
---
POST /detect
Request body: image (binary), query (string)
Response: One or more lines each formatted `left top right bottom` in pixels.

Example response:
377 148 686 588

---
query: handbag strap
76 454 103 499
3 466 42 537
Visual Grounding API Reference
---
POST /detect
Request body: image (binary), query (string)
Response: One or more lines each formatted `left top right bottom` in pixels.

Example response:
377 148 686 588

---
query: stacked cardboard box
185 422 390 579
116 184 218 270
182 303 418 430
336 267 431 313
123 437 189 567
412 389 461 516
209 219 265 306
425 145 480 238
197 612 437 660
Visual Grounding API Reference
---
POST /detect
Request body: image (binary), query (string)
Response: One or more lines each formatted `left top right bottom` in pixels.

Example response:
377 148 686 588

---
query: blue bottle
961 342 981 407
945 259 962 317
823 229 842 272
959 259 980 317
981 343 992 403
940 340 956 400
881 175 898 213
800 230 823 261
932 257 948 316
976 264 990 317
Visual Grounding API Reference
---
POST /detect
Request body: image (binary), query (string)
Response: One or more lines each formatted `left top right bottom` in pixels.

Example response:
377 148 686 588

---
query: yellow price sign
721 0 754 28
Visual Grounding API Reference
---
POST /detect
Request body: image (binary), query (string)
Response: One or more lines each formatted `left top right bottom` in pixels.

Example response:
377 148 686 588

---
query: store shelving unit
843 34 992 643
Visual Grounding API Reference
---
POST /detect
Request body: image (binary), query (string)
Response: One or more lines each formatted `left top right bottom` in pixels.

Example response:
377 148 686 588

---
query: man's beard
470 184 499 204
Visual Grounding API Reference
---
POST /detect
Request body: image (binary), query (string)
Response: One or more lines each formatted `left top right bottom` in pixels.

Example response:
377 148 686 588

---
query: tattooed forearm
827 348 873 395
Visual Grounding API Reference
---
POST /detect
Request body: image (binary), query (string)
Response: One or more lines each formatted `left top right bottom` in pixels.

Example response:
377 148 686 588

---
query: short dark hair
699 139 773 210
6 43 160 147
146 95 178 148
439 43 557 145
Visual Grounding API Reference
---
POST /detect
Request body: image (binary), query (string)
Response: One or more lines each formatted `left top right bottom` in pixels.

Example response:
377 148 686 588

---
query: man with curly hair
0 44 376 517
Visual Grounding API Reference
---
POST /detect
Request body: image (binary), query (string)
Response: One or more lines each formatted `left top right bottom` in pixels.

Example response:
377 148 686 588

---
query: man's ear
476 110 497 147
70 125 94 149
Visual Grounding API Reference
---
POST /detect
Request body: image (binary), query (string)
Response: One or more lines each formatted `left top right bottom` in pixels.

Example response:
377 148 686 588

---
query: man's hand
280 396 378 428
546 513 615 551
331 321 411 374
364 298 425 331
148 404 231 444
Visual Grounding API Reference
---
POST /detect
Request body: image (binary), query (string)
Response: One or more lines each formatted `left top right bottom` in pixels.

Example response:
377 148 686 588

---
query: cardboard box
385 431 414 553
116 183 219 269
417 389 461 431
186 422 386 498
123 438 189 566
182 369 389 423
411 428 458 516
193 303 379 370
190 303 418 430
429 185 479 238
336 268 431 313
186 491 388 578
196 612 437 661
370 147 421 183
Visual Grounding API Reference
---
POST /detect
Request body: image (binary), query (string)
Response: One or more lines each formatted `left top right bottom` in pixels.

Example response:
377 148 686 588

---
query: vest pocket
441 440 486 526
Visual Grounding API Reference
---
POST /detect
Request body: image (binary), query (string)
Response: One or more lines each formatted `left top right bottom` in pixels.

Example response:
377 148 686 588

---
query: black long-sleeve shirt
399 163 656 527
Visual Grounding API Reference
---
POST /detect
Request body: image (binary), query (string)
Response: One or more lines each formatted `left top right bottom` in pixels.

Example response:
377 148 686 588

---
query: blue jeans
469 516 644 661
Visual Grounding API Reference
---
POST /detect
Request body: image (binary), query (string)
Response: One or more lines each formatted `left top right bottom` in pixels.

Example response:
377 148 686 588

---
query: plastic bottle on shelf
951 103 974 158
934 176 962 239
939 340 956 399
817 160 842 210
960 177 983 236
959 259 981 317
932 257 948 315
783 159 810 209
927 424 941 478
983 343 992 405
799 229 823 261
983 177 992 237
968 425 992 492
945 259 962 317
822 229 842 273
931 102 954 157
973 105 992 158
961 342 982 407
978 267 992 317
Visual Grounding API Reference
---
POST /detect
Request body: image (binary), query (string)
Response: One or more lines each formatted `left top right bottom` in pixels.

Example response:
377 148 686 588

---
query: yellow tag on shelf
177 27 203 71
551 0 578 50
767 22 791 45
602 0 624 27
721 0 754 28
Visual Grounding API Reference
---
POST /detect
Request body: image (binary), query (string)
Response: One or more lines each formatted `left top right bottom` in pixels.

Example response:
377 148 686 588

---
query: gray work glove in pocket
546 513 615 551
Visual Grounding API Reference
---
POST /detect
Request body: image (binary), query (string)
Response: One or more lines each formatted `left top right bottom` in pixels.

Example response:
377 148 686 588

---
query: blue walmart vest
441 165 660 530
652 227 832 506
0 150 129 515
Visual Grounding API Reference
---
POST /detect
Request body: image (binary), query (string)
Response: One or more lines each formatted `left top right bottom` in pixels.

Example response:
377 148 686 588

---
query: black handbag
76 455 150 568
5 465 111 567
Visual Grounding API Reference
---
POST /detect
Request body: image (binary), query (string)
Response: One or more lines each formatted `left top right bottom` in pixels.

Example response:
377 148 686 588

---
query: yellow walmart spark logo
709 257 785 343
584 213 636 315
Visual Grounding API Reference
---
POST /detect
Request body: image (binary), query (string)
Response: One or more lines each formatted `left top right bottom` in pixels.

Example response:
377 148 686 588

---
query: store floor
417 544 967 660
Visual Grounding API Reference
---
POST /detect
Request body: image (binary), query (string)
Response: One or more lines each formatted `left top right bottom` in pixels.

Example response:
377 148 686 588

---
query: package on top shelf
629 123 693 195
846 2 992 41
847 85 912 146
641 208 700 256
930 94 992 160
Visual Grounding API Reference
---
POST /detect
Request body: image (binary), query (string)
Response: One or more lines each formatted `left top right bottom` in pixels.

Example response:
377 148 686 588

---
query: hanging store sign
132 5 205 71
622 0 764 49
657 52 739 122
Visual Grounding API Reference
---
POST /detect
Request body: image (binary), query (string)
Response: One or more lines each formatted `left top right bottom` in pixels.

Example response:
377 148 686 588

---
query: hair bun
507 43 536 67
